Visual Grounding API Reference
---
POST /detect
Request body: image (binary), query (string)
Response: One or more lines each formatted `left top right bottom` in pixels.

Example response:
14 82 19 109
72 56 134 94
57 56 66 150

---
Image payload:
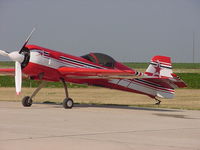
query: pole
193 32 195 63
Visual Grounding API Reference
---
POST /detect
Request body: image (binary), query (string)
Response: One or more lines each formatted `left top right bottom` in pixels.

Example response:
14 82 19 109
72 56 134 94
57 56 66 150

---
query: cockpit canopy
81 53 116 68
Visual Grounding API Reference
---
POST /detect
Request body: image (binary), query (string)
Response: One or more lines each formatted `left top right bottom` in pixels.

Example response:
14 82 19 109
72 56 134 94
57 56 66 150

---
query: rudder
145 56 173 78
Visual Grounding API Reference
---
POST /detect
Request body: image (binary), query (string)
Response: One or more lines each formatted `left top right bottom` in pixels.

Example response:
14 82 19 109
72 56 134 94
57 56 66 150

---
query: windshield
81 53 116 68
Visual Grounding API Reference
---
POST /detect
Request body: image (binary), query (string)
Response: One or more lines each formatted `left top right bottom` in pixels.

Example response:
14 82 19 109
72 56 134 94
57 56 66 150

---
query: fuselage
22 45 175 99
23 45 133 81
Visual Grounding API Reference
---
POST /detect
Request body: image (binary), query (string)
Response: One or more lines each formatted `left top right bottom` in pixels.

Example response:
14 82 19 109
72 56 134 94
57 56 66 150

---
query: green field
0 61 200 89
0 61 14 68
0 76 87 88
0 73 199 89
177 73 200 89
1 61 200 69
124 62 200 69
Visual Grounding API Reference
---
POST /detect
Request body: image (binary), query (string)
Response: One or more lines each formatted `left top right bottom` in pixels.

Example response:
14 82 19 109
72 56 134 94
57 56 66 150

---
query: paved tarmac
0 101 200 150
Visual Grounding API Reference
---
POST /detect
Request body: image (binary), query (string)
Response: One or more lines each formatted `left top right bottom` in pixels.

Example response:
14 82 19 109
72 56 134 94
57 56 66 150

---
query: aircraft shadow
74 103 180 112
41 102 181 112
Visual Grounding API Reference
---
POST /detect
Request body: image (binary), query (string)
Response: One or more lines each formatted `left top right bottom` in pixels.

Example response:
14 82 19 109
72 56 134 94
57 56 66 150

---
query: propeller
0 28 35 95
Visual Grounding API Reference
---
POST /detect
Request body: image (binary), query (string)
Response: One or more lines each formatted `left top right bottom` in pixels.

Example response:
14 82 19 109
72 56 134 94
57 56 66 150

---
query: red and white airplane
0 29 187 108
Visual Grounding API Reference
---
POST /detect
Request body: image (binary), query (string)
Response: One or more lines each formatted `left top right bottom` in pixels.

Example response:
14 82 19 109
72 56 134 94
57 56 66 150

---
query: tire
22 96 32 107
63 98 74 109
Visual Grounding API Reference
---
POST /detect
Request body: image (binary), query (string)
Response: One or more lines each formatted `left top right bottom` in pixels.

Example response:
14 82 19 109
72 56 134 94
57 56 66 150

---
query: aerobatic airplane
0 29 187 108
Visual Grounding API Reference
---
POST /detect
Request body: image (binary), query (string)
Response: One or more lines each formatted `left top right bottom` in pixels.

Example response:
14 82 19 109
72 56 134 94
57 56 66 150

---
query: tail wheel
22 96 32 107
63 98 74 109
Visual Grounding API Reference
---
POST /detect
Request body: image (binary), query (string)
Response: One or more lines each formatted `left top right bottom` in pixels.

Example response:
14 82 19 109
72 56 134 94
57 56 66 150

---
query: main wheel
63 98 74 109
22 96 32 107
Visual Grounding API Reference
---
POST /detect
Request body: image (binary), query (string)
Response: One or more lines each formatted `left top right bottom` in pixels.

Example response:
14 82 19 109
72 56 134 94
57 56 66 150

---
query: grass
124 62 149 69
0 60 199 88
124 62 200 69
0 87 200 110
0 61 200 110
0 76 87 88
1 61 199 69
177 73 200 89
172 63 200 69
0 61 14 68
0 73 200 89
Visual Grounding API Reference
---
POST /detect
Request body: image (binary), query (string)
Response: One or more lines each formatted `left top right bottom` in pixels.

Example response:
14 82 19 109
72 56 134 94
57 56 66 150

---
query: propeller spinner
0 28 35 95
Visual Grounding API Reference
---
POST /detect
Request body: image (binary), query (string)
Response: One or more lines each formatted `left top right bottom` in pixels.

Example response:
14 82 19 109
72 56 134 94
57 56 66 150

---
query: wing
58 67 141 79
0 68 15 75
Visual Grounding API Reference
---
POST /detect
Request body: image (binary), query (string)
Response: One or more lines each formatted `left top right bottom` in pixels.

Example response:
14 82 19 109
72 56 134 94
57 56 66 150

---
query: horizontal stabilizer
0 68 15 75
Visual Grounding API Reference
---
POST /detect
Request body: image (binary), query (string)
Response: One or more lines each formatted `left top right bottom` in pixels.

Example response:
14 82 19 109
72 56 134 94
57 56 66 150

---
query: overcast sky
0 0 200 62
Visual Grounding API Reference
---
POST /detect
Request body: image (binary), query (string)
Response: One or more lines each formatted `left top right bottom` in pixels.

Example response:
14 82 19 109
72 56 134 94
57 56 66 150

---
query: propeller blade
19 27 36 53
15 61 22 95
0 29 35 95
0 50 9 57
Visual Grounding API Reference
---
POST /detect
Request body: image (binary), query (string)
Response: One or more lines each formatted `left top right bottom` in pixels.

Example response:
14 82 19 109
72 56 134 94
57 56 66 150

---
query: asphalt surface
0 101 200 150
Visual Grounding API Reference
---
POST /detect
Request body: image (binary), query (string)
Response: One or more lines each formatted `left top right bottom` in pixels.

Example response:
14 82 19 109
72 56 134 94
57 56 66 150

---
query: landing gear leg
22 81 46 107
61 78 74 109
155 98 161 105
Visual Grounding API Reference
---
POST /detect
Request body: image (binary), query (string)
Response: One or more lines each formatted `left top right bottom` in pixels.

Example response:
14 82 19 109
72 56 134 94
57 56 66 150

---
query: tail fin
145 56 173 78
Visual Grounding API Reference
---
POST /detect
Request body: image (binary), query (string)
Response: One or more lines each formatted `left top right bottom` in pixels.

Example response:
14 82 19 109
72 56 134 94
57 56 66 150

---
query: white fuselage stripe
29 51 106 69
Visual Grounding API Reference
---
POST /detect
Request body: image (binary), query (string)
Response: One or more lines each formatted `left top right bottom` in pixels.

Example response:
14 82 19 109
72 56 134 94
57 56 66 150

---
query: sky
0 0 200 62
